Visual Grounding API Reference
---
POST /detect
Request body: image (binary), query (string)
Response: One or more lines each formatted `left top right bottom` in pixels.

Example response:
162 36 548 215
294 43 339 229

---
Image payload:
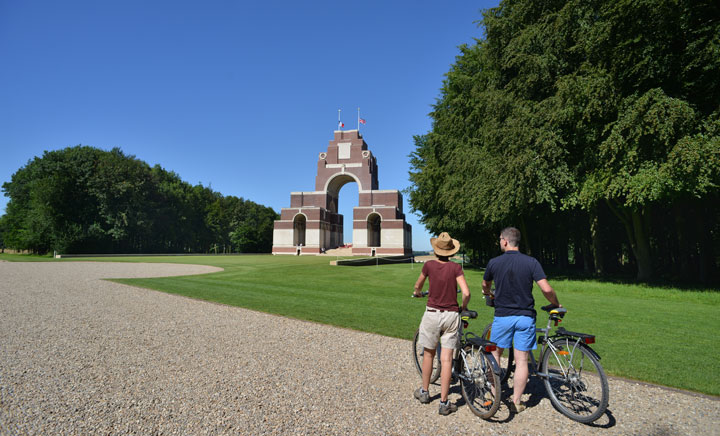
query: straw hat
431 232 460 256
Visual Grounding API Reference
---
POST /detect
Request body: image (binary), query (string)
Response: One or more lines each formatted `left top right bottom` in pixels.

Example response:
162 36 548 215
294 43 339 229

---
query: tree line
0 146 278 254
408 0 719 283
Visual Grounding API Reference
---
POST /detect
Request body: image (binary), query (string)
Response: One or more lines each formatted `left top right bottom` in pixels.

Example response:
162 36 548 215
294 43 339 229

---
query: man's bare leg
491 347 504 375
422 347 436 392
513 349 530 404
439 347 454 402
490 347 504 396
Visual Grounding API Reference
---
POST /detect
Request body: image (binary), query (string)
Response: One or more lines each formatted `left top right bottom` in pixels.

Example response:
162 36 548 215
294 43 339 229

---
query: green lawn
2 253 719 396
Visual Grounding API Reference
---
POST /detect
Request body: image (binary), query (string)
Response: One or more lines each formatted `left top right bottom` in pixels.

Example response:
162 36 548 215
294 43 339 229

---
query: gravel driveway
1 261 718 435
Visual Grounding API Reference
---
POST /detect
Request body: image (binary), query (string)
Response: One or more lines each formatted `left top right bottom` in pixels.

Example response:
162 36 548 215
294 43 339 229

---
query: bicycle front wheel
481 322 513 383
459 346 501 420
542 338 609 423
412 329 441 383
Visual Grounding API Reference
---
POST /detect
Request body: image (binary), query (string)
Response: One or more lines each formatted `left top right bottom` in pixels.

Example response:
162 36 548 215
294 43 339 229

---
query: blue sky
0 0 499 251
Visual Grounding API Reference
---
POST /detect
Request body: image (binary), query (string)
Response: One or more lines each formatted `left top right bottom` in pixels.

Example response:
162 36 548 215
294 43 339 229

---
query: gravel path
1 262 718 435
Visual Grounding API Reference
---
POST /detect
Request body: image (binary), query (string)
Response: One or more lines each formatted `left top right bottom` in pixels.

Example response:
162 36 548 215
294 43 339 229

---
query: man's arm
537 278 561 307
482 279 493 296
457 275 470 311
413 272 427 297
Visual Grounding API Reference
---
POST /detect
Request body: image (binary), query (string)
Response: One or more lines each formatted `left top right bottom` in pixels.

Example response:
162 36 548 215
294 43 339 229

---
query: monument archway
272 129 412 256
293 214 306 247
366 213 381 248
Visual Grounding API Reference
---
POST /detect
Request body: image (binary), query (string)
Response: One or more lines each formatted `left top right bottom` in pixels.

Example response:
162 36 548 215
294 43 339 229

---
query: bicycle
411 292 502 419
481 304 610 423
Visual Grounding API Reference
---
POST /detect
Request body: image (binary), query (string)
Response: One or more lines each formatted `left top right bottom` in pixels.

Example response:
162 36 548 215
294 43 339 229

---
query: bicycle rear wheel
481 322 513 383
412 329 441 383
542 338 609 423
459 346 501 420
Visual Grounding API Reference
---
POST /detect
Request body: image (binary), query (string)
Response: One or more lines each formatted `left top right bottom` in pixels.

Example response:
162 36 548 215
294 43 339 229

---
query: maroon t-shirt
422 260 463 311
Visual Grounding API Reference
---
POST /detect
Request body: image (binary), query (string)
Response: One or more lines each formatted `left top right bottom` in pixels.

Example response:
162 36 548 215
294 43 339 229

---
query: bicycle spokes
543 338 609 423
460 347 501 419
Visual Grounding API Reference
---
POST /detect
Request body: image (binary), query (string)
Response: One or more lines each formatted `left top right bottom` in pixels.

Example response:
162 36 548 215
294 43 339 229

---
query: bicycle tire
459 346 501 420
481 322 513 383
541 338 610 423
412 329 441 383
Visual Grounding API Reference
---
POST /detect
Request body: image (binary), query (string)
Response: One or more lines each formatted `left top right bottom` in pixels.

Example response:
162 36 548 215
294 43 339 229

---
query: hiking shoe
438 401 458 415
509 401 527 413
414 388 430 404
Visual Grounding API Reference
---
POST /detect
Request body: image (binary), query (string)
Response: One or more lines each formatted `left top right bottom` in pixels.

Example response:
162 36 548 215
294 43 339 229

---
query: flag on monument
338 121 344 128
359 118 366 125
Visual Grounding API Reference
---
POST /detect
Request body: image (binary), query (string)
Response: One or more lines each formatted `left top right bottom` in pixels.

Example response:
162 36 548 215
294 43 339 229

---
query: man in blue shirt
482 227 561 413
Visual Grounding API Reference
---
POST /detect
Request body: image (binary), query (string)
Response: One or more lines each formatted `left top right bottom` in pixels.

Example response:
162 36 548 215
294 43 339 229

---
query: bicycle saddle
541 304 567 314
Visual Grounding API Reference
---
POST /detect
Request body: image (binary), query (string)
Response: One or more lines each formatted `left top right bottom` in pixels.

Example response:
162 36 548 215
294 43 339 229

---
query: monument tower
272 129 412 256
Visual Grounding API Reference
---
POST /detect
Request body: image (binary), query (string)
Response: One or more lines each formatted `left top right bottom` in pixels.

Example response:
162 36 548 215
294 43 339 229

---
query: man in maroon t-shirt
412 232 470 416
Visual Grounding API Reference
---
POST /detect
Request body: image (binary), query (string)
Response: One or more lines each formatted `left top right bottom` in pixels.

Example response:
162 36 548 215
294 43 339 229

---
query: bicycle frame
528 311 599 379
455 316 502 378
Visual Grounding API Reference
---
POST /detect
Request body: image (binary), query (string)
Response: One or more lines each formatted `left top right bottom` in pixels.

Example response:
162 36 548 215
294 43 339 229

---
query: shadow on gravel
432 377 617 428
502 377 616 428
586 410 616 429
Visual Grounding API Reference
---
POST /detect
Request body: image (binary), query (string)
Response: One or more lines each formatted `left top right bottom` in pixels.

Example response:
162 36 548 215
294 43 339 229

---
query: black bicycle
481 305 610 423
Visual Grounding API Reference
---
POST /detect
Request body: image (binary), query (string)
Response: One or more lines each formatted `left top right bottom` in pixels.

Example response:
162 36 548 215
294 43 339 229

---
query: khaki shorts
418 309 460 350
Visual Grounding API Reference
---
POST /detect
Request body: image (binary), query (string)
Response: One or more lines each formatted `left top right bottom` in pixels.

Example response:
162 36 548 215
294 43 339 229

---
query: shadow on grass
543 267 720 292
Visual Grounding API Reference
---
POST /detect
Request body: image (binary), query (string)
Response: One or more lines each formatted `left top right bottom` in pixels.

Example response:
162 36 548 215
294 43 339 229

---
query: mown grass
0 253 55 261
2 253 719 396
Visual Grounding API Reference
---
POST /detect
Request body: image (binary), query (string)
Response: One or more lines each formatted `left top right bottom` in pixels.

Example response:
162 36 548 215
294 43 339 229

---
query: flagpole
338 109 341 130
357 107 360 131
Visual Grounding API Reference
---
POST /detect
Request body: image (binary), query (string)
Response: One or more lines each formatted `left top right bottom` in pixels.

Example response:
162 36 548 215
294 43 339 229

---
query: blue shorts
490 315 537 351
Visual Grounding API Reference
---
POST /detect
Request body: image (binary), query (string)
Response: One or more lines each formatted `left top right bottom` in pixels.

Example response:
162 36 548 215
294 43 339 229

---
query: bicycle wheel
459 346 501 420
542 338 610 423
481 322 513 383
412 329 441 383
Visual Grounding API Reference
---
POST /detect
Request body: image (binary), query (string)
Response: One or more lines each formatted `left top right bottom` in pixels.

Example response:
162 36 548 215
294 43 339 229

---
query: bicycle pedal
482 400 492 407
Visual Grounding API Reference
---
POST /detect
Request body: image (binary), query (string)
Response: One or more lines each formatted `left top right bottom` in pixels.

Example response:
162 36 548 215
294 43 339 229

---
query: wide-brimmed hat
430 232 460 256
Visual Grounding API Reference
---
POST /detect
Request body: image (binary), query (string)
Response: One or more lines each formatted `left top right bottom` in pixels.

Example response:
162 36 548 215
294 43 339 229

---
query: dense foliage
408 0 719 282
1 146 278 254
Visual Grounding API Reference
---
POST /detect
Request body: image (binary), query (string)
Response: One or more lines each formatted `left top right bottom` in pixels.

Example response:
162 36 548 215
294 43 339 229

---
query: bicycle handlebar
461 310 478 319
412 288 463 298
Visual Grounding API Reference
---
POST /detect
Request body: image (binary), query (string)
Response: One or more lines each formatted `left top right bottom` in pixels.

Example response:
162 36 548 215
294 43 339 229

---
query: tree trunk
519 217 531 256
606 200 653 281
589 205 605 274
580 238 591 272
631 209 653 281
673 202 693 280
696 207 711 284
557 234 569 269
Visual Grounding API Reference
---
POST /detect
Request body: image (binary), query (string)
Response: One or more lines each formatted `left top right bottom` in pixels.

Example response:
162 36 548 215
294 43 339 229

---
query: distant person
412 232 470 415
482 227 561 413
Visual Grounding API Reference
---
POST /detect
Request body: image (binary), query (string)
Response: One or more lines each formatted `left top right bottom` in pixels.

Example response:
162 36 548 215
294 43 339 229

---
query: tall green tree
408 0 719 282
0 214 6 253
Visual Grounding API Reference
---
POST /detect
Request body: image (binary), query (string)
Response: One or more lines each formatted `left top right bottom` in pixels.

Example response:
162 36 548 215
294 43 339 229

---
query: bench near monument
272 130 412 256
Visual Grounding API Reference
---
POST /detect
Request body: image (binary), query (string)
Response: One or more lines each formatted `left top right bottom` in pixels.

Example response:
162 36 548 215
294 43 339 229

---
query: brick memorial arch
272 130 412 256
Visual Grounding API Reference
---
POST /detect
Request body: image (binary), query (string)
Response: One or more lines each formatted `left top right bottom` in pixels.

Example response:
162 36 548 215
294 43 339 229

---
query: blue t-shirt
483 251 546 318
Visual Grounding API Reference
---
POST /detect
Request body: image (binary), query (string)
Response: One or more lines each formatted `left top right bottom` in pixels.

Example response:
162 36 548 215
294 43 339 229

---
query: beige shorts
418 309 460 350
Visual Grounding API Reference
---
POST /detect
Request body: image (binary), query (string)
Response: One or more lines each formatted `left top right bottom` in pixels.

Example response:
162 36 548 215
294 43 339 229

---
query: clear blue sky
0 0 498 252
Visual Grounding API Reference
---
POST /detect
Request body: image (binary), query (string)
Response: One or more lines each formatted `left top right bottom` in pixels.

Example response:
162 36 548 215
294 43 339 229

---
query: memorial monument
272 129 412 256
